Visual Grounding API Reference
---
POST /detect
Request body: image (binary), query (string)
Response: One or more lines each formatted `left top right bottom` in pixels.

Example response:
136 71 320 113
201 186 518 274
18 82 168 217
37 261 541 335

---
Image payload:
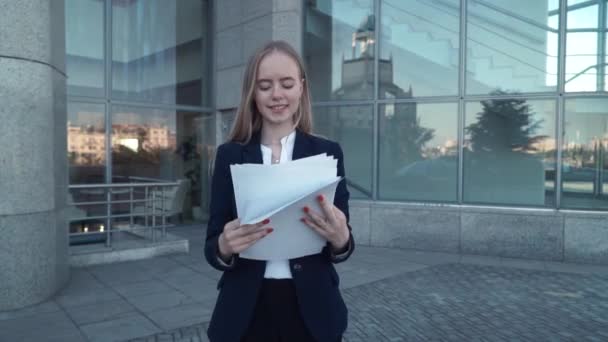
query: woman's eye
259 86 271 91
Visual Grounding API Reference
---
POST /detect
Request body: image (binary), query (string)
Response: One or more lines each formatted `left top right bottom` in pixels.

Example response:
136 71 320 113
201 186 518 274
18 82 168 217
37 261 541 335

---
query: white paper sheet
230 154 340 260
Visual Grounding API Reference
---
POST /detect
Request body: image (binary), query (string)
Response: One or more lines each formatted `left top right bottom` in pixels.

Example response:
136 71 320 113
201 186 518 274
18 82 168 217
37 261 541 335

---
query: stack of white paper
230 153 341 260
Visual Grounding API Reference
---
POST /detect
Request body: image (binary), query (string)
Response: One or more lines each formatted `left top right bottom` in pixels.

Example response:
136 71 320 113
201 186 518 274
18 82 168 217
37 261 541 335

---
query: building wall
0 0 69 310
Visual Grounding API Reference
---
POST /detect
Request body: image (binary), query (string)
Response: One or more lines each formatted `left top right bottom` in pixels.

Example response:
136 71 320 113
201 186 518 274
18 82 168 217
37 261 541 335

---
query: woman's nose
271 85 283 99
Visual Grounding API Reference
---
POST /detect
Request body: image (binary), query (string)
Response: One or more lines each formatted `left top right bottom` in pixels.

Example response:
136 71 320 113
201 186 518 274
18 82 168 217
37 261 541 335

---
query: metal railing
68 181 180 248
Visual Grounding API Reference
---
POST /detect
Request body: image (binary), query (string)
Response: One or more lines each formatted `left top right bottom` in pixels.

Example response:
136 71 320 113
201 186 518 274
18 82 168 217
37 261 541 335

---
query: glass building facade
304 0 608 211
65 0 214 234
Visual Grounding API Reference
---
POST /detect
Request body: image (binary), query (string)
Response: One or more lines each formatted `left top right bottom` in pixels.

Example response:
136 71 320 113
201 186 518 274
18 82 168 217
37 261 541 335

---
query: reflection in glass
112 106 213 221
313 105 373 199
304 0 375 101
112 0 209 106
464 94 556 206
380 0 459 97
466 0 557 94
565 32 599 92
562 98 608 210
567 2 598 28
379 103 458 202
68 102 106 184
66 0 104 97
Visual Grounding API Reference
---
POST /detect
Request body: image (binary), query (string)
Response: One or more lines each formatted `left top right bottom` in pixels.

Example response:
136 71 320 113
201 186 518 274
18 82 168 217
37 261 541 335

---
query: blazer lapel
292 129 315 161
242 131 263 164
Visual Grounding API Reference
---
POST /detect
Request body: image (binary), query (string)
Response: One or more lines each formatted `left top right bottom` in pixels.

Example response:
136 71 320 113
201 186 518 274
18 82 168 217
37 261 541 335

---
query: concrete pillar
213 0 304 131
0 0 69 310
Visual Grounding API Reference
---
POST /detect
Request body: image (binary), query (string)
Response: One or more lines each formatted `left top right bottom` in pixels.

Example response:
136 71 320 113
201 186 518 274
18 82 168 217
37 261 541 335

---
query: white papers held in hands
230 153 341 260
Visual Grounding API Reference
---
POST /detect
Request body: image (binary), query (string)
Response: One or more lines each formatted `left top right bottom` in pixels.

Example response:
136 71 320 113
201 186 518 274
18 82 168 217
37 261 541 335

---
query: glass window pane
562 98 608 210
111 0 209 106
379 0 459 98
68 102 106 184
466 1 558 94
567 2 598 29
66 0 104 97
565 32 599 92
304 0 375 101
379 103 458 202
464 97 557 207
112 106 213 222
313 105 373 199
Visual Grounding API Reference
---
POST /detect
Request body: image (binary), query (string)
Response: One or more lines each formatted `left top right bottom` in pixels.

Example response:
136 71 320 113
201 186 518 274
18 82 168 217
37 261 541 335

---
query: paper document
230 154 340 260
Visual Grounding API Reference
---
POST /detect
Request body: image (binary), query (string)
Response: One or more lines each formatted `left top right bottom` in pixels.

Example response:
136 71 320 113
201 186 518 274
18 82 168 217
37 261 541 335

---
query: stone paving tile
131 263 608 342
80 312 161 342
63 298 137 326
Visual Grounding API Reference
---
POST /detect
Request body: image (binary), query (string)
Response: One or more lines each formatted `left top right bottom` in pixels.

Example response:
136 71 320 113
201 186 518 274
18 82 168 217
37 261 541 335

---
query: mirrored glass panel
567 2 598 28
379 102 458 202
463 97 557 206
466 0 558 94
66 0 104 97
379 0 459 98
111 106 213 221
565 32 599 92
304 0 375 101
68 102 106 184
111 0 209 106
562 98 608 210
313 105 373 199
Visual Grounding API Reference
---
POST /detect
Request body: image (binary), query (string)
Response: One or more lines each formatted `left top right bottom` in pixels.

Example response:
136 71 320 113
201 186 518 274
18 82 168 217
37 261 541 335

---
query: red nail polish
262 219 270 225
266 228 274 233
317 195 324 202
303 206 309 213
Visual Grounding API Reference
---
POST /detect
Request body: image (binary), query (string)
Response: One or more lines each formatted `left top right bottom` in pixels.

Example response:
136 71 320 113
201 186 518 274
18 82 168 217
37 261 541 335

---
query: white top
259 130 296 279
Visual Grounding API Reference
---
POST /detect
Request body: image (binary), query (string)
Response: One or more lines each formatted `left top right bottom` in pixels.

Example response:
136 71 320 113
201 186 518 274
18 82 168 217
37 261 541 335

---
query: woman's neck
260 123 295 145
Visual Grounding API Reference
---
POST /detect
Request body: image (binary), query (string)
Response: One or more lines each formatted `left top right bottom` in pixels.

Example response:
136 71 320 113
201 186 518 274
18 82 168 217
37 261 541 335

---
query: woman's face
254 51 303 129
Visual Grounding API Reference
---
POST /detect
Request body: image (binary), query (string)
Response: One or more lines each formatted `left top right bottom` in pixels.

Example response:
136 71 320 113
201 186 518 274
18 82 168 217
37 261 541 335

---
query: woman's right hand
218 218 273 261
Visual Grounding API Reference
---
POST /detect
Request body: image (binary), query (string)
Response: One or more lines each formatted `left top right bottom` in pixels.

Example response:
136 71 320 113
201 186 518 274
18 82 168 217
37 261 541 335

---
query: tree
466 90 545 153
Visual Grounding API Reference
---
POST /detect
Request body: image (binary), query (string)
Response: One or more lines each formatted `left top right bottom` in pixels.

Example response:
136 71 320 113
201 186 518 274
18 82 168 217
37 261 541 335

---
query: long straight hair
227 41 313 144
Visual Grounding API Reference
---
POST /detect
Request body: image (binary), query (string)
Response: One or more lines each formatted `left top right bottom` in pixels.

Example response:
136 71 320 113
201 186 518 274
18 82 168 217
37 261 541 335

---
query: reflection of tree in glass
385 103 435 163
467 90 546 153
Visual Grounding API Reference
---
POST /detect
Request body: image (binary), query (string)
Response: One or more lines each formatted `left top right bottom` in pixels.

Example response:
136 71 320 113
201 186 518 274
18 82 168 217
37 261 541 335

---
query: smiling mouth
269 104 288 111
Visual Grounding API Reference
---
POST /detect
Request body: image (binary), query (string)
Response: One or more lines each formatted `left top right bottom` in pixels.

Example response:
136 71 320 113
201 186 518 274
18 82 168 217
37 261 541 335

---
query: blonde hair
228 40 313 144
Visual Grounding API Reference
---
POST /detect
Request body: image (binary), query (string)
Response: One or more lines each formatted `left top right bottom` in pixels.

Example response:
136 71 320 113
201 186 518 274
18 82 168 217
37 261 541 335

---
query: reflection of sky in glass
68 103 104 128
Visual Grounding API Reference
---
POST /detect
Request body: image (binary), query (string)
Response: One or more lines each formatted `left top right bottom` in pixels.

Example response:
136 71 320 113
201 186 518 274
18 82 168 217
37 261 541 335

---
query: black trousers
241 279 328 342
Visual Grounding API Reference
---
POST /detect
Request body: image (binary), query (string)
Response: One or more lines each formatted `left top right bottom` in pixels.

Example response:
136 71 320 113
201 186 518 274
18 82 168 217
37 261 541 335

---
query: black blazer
205 129 355 342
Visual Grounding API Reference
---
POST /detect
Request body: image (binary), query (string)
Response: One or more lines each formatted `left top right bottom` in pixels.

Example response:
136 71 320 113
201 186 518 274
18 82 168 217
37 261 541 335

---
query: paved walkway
2 226 608 342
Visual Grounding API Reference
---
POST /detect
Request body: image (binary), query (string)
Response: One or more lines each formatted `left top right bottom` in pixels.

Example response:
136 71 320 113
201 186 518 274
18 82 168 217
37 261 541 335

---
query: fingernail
266 228 274 233
300 218 306 223
262 218 270 225
303 206 309 213
317 195 324 202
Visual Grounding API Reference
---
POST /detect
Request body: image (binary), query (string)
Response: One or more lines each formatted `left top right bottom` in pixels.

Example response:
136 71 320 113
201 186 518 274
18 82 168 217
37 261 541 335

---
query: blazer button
292 263 302 271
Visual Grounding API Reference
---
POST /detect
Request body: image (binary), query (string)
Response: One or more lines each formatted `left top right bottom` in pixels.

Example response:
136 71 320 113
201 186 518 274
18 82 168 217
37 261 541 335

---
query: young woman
205 40 354 342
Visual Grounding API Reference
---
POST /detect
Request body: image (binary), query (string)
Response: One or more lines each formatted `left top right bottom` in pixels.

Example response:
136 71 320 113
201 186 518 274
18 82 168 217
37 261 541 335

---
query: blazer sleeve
324 142 355 264
205 144 239 271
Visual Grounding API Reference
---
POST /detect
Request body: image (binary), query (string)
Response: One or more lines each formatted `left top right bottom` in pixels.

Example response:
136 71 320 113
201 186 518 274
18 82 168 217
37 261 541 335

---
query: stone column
213 0 304 134
0 0 69 310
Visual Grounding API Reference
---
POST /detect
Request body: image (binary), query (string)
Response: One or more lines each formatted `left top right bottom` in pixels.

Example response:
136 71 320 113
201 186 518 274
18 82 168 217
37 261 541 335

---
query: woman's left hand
301 195 350 251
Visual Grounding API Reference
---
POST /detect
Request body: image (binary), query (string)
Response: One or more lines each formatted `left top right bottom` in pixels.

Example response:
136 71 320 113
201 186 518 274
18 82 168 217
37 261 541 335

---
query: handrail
565 63 608 84
68 181 180 247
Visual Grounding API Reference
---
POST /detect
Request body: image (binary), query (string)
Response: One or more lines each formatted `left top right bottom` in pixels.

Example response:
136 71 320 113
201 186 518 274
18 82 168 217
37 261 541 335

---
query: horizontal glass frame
66 0 105 97
304 0 375 101
466 0 558 94
111 0 209 106
379 0 460 98
561 98 608 210
313 105 374 199
378 102 459 202
463 97 557 207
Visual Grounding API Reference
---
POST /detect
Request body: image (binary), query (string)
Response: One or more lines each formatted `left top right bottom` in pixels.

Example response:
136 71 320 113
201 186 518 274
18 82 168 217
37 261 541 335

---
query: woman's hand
218 218 273 261
301 195 350 252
